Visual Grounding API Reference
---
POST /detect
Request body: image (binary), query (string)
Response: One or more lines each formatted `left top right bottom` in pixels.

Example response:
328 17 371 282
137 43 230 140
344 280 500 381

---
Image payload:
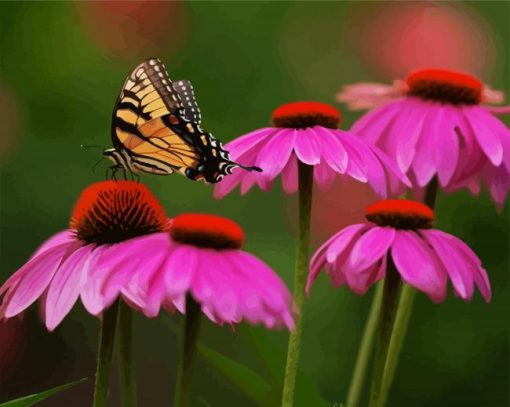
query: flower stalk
368 260 403 407
118 300 136 407
368 178 439 407
281 162 314 407
174 294 203 407
346 281 384 407
93 299 120 407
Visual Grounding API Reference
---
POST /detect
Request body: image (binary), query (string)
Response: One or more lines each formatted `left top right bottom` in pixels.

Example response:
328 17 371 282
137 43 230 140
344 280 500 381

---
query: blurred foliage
0 1 508 406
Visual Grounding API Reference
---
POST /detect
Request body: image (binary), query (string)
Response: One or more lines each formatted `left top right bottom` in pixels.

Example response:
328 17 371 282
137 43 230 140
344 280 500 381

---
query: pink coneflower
307 199 491 303
0 180 173 331
337 68 510 204
214 101 410 199
134 213 295 407
135 213 295 330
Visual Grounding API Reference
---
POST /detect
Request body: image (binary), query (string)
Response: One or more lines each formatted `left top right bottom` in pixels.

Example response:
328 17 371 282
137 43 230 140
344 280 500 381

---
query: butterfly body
104 58 259 183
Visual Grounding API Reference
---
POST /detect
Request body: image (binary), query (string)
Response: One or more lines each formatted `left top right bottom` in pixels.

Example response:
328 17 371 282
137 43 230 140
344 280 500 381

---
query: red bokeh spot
171 213 244 250
76 1 190 58
346 2 497 77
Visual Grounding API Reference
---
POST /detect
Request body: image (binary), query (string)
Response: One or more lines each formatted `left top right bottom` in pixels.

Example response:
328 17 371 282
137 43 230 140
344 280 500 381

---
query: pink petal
281 153 298 194
345 227 395 272
391 230 447 303
352 100 403 144
256 129 296 180
412 105 441 187
326 224 369 263
2 242 75 318
164 245 198 297
421 230 474 300
444 231 492 302
224 128 276 158
344 255 387 295
31 230 76 259
313 126 348 173
434 106 460 187
337 132 388 197
471 107 510 172
294 128 322 165
45 245 93 330
314 162 336 190
463 106 503 167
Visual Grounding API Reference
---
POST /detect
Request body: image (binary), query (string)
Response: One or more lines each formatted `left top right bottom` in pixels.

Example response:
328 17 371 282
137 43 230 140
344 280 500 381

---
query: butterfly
103 58 261 183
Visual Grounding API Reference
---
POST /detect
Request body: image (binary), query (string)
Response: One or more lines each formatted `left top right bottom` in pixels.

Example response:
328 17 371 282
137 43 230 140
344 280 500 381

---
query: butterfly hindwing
174 79 202 124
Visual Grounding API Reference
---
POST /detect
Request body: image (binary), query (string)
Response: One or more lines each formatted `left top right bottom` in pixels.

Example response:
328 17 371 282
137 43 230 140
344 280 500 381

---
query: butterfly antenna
81 144 106 150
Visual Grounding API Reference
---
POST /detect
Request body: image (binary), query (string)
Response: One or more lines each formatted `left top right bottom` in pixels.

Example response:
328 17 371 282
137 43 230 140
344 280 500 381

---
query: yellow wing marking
116 109 139 126
143 99 166 113
142 90 160 105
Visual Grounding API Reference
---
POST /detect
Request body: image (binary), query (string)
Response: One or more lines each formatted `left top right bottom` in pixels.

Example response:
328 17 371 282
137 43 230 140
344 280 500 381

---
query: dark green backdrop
0 2 508 406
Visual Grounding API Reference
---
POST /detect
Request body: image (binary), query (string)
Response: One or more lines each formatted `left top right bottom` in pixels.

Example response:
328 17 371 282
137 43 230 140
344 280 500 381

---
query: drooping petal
351 100 403 144
411 105 441 187
277 153 296 194
230 251 294 329
224 128 277 157
164 244 199 297
444 231 492 302
256 129 296 180
313 126 348 174
337 131 388 197
433 106 460 187
463 106 504 167
344 255 387 295
45 245 93 330
31 230 76 259
314 162 336 190
391 230 447 303
114 234 170 314
326 224 369 263
421 230 474 300
2 242 75 318
293 128 322 165
345 227 395 272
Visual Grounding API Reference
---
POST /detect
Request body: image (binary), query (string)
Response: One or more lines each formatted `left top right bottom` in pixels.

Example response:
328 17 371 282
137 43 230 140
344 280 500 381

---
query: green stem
369 178 439 407
174 294 202 407
346 281 384 407
281 162 314 407
118 300 136 407
369 260 403 407
378 285 417 407
93 300 120 407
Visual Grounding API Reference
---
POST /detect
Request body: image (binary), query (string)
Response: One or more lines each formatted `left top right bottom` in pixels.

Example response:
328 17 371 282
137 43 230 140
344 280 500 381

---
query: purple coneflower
308 198 491 407
136 213 296 330
0 180 173 330
214 101 410 198
337 68 510 204
0 180 172 406
307 199 490 302
136 213 294 407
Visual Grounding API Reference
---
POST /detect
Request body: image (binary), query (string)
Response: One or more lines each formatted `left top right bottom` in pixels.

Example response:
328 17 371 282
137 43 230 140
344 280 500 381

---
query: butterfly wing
173 79 202 124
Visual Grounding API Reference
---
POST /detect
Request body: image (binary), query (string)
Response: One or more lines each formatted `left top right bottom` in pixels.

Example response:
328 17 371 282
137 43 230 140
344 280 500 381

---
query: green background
0 2 508 406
